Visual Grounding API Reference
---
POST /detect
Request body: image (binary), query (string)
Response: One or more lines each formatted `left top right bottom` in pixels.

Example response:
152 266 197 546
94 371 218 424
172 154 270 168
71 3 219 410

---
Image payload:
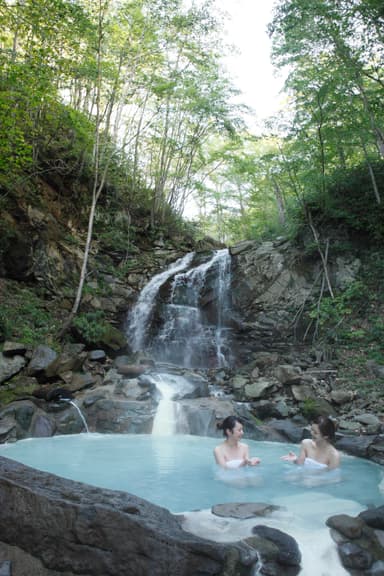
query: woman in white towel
214 416 261 469
281 415 340 469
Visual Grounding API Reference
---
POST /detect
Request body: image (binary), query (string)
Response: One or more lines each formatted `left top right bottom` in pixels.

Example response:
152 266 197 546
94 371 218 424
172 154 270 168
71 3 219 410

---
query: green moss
0 382 37 405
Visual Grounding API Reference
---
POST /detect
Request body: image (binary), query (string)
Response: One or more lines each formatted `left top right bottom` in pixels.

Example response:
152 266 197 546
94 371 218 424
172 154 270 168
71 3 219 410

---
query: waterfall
127 249 232 369
128 252 194 353
213 249 231 367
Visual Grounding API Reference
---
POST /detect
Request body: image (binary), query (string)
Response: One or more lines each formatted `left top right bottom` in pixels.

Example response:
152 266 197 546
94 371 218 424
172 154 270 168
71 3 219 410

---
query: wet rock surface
327 507 384 574
0 458 258 576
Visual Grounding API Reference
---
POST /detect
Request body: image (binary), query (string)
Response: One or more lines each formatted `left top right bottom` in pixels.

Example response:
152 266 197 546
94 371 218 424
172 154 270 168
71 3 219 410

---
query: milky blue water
0 433 382 515
3 433 381 576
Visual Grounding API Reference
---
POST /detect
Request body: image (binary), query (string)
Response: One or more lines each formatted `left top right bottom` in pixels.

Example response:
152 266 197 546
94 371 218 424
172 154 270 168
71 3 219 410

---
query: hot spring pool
0 433 382 513
1 433 382 575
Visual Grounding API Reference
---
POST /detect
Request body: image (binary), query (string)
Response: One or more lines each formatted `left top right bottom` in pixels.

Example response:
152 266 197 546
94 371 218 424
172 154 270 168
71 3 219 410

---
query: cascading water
150 373 195 435
128 252 195 353
127 248 233 436
127 249 232 369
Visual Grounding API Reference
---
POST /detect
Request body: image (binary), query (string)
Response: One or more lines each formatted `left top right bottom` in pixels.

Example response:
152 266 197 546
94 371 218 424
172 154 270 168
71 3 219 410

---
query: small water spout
62 399 89 433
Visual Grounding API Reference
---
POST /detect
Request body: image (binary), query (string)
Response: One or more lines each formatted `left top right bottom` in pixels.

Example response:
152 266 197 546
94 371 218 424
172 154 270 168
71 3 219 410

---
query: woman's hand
246 457 261 466
281 451 297 462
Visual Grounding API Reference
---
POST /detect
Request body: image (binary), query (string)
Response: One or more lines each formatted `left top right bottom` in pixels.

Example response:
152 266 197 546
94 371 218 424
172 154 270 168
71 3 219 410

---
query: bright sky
217 0 285 125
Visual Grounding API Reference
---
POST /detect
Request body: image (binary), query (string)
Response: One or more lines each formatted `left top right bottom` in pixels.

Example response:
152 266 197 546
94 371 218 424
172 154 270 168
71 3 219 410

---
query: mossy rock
0 379 38 406
98 324 127 352
299 397 336 420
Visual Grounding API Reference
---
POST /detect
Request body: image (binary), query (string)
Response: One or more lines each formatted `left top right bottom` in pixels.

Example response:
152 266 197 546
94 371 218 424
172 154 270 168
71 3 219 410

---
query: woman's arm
295 441 307 465
281 441 307 465
243 444 261 466
327 449 341 470
213 446 226 468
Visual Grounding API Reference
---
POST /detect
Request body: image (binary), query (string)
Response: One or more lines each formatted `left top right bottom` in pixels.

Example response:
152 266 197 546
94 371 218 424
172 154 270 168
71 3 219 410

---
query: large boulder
327 510 384 574
0 457 257 576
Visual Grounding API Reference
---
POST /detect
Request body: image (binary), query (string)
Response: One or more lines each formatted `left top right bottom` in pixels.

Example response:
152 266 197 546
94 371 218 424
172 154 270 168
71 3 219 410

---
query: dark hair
314 416 337 442
217 416 242 437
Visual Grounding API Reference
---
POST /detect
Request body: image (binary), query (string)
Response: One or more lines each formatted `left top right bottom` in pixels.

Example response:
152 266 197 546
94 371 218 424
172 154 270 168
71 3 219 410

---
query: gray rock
354 413 381 426
2 341 27 356
13 401 35 431
0 415 16 442
334 257 361 290
67 371 96 392
244 378 279 400
176 398 221 436
212 502 280 519
359 506 384 530
331 389 354 405
335 435 375 457
326 514 364 539
0 353 26 384
252 352 280 370
85 398 154 434
88 349 106 362
338 541 373 570
268 419 304 443
290 384 313 401
251 400 286 420
229 240 256 255
251 525 301 566
27 345 57 377
338 419 362 435
0 457 257 576
369 437 384 465
44 351 86 378
30 413 55 437
327 506 384 574
228 375 248 391
274 365 302 385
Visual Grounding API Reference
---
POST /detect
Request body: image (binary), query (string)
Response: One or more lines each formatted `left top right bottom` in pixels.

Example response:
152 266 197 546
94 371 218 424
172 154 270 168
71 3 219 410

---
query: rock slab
0 456 257 576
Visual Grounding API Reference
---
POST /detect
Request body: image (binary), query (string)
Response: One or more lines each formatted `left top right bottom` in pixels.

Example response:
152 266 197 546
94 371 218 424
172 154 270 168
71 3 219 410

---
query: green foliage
97 228 133 253
300 397 317 420
305 247 384 390
72 311 107 344
287 161 384 245
0 381 38 405
0 287 57 346
309 281 368 339
330 163 384 241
